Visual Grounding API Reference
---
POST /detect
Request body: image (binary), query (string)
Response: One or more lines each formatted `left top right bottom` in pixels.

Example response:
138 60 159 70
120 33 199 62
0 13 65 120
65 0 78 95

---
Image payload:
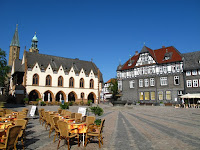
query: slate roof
10 25 20 47
119 46 183 71
182 51 200 70
13 59 24 73
25 51 103 82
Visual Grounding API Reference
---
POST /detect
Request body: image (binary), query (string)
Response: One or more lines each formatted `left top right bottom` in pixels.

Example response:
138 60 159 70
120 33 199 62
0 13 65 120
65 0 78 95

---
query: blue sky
0 0 200 82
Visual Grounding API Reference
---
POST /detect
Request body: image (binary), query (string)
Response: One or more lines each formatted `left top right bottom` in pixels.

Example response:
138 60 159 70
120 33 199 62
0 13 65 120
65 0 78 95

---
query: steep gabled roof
24 51 103 82
120 46 183 71
120 54 140 71
182 51 200 70
154 46 182 64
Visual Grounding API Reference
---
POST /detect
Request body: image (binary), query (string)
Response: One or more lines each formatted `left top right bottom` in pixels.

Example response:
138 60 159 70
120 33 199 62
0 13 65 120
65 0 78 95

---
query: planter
160 103 164 106
112 101 127 106
136 103 140 106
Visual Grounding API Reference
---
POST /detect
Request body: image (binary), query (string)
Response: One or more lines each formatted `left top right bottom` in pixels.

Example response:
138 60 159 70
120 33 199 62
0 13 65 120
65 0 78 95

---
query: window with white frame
166 91 171 100
178 90 183 96
174 76 179 85
163 66 167 73
198 70 200 75
176 64 180 72
186 80 192 87
139 92 143 100
160 66 163 74
139 79 143 87
144 79 149 87
186 71 191 76
193 79 198 87
150 78 155 86
129 80 135 88
158 91 163 100
160 77 168 86
150 91 155 100
118 81 122 91
192 70 197 75
172 65 176 73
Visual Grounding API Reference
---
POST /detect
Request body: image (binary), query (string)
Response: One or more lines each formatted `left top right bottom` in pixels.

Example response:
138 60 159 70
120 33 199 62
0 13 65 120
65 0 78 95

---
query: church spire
8 24 20 66
10 24 20 47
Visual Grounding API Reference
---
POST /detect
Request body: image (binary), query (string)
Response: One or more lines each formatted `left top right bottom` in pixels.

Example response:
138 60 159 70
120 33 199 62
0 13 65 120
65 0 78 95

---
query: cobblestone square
11 104 200 150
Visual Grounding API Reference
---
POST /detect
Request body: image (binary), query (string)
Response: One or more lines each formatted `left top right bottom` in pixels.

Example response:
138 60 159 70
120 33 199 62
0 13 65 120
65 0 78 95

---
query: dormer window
192 70 197 75
128 62 132 66
164 56 170 60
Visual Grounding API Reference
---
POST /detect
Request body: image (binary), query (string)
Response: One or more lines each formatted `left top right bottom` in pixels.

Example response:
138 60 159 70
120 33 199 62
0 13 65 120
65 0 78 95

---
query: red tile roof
106 78 117 83
120 46 182 71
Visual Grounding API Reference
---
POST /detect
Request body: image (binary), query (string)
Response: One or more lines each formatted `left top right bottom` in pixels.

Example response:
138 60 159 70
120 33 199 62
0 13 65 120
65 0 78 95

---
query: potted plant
160 101 164 106
136 101 140 106
23 97 29 105
87 100 92 106
40 101 46 106
89 105 104 125
60 102 69 109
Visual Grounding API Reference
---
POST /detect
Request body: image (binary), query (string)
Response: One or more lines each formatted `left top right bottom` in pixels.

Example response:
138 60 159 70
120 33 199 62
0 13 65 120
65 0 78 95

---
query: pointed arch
44 90 54 102
58 76 63 87
90 79 94 89
55 91 66 102
32 73 39 85
68 91 77 102
69 77 74 88
80 78 84 88
46 75 52 86
88 92 96 103
28 89 41 101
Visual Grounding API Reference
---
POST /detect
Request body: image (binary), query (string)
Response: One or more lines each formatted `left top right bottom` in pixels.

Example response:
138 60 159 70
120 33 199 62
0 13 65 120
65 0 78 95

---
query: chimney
162 46 165 48
135 51 139 55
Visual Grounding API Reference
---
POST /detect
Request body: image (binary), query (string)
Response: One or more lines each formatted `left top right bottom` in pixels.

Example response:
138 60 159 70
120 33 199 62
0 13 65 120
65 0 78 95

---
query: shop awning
179 93 200 99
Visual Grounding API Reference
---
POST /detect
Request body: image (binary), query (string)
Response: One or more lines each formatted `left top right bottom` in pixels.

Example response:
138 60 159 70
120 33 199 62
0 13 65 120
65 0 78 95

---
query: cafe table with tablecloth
68 122 87 145
0 122 13 142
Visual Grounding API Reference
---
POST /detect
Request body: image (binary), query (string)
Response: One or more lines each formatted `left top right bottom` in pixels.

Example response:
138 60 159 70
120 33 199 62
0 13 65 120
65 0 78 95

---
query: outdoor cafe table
0 122 12 142
68 122 87 146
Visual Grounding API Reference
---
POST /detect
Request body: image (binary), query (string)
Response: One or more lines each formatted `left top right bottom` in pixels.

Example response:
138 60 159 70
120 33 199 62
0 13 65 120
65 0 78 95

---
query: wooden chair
86 116 95 127
38 109 43 124
84 119 105 148
71 113 75 119
5 109 13 114
57 120 80 150
0 125 22 150
16 114 27 119
49 114 56 138
41 109 46 126
45 112 51 130
22 108 28 115
58 109 62 115
15 119 27 150
0 111 4 117
53 116 60 142
75 113 82 123
64 111 71 118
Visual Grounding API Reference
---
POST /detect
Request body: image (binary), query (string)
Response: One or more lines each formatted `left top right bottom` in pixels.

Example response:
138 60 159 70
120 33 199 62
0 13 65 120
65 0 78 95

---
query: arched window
90 79 94 89
80 78 84 88
46 75 52 86
81 92 84 99
32 74 39 85
69 77 74 88
58 76 63 87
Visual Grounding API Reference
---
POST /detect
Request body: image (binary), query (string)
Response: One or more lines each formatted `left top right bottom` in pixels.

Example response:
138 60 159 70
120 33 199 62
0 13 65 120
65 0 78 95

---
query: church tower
8 24 20 66
29 32 39 53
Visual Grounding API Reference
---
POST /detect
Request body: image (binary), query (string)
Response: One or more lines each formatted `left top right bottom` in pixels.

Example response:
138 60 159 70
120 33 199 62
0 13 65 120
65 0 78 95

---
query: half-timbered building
117 46 184 104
